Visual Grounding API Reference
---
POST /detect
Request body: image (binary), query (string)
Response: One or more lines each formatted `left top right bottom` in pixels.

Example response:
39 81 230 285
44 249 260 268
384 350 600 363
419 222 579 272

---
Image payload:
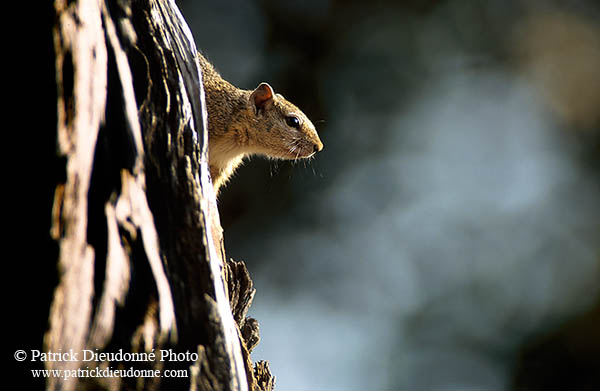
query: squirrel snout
314 141 323 153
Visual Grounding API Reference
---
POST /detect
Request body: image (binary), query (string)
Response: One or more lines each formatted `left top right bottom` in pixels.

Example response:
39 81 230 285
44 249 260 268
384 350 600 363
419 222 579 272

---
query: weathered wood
45 0 275 389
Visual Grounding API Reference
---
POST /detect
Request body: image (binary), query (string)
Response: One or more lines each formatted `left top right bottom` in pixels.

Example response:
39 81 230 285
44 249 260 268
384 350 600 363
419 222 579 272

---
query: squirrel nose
314 141 323 153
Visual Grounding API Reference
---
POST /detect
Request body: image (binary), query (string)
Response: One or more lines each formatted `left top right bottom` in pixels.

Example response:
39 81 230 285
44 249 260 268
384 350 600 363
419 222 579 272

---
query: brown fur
197 53 323 194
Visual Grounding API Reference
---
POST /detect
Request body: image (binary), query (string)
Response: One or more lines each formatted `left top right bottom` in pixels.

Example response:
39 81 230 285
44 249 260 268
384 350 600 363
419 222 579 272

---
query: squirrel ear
250 82 274 113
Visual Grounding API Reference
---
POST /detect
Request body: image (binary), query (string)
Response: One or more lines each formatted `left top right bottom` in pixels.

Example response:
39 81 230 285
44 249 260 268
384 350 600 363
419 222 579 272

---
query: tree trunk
19 0 274 389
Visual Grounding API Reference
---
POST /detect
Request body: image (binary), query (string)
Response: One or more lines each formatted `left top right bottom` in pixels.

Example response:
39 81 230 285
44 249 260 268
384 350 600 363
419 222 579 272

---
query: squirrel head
241 82 323 160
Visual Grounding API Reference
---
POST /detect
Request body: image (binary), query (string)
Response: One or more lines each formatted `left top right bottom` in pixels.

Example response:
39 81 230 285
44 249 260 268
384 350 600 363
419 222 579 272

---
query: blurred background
179 0 600 389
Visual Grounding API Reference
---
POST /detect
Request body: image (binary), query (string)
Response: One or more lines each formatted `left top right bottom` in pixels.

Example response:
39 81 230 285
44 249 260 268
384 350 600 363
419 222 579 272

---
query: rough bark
37 0 275 389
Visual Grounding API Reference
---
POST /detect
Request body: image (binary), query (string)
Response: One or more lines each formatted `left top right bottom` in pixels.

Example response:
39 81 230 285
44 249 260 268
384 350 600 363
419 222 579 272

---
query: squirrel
197 52 323 195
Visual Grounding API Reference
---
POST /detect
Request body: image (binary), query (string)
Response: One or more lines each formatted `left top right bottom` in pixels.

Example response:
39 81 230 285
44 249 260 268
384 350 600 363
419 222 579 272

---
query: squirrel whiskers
197 53 323 195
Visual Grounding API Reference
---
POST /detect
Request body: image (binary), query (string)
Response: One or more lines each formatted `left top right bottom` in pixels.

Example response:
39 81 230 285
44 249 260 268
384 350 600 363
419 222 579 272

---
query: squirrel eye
285 115 300 129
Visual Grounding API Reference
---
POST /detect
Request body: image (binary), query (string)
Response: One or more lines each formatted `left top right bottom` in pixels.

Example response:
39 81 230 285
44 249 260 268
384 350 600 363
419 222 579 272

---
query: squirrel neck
198 54 252 189
199 56 249 133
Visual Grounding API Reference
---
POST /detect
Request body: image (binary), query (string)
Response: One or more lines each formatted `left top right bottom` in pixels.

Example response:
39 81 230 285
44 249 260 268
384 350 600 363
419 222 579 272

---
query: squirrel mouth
286 138 322 160
286 145 317 160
